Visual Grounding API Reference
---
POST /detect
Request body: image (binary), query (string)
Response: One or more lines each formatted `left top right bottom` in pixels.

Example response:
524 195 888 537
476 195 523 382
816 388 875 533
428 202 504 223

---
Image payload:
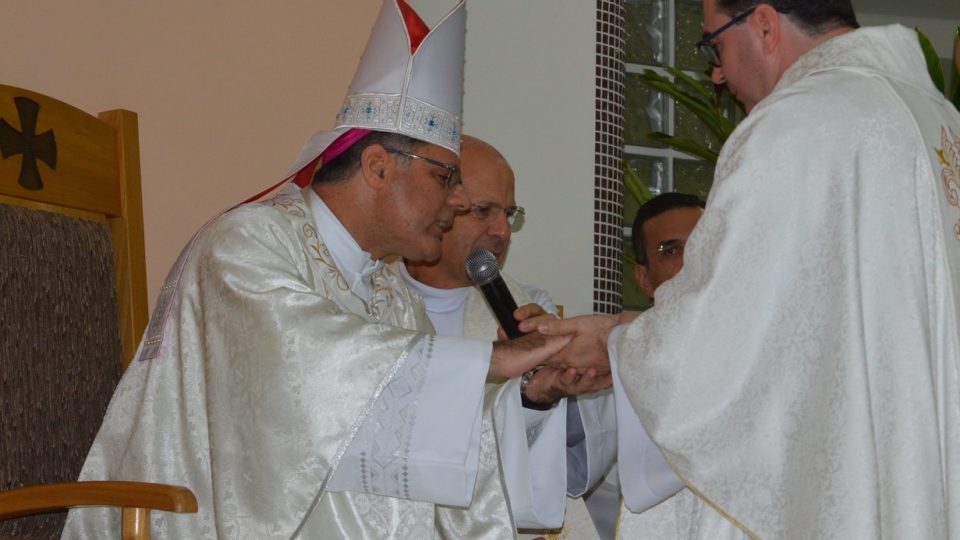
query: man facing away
536 1 960 537
62 2 587 538
398 135 618 538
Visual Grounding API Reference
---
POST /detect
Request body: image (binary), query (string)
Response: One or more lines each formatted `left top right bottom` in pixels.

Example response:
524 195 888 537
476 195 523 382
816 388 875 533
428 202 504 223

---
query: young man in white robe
534 0 960 537
397 135 619 538
61 2 588 538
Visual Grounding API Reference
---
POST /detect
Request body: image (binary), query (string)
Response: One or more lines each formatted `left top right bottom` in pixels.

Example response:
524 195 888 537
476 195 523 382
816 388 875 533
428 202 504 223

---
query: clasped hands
489 303 629 405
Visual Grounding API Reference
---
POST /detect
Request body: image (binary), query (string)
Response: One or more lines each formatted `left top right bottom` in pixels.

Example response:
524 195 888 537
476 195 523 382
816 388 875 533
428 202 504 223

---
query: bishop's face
382 143 469 262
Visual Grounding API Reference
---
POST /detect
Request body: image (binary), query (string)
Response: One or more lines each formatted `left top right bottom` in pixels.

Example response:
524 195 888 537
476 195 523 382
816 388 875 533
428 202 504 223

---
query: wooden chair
0 84 196 539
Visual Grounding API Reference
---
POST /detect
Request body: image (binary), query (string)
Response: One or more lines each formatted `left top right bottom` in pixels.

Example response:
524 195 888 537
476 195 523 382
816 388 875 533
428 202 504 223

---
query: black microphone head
465 248 501 286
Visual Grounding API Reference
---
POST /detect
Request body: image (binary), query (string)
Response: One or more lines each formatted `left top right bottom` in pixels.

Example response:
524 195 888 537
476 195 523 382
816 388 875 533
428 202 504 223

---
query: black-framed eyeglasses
467 202 525 227
384 147 462 191
695 6 756 67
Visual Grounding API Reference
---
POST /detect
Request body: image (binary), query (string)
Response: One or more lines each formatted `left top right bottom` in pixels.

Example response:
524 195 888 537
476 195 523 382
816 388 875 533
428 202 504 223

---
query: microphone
467 248 555 410
465 248 522 339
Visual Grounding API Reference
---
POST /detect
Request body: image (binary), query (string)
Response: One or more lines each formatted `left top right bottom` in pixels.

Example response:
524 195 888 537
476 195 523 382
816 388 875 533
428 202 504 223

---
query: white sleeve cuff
329 335 493 507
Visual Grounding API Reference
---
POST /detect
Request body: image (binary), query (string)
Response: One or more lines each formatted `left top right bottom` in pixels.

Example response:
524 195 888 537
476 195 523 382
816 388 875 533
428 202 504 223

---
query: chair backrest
0 84 149 538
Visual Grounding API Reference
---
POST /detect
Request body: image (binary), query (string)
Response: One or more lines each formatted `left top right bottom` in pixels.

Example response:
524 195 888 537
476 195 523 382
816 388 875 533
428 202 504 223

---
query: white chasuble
616 25 960 539
611 332 741 540
62 184 510 539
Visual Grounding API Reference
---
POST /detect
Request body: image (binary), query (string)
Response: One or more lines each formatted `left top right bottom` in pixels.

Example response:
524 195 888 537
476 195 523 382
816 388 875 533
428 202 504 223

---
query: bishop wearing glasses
63 2 592 538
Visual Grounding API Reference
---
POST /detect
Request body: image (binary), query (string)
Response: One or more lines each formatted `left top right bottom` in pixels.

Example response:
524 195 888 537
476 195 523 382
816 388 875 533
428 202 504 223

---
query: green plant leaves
917 27 946 93
916 26 960 110
632 68 736 163
622 158 656 206
951 26 959 109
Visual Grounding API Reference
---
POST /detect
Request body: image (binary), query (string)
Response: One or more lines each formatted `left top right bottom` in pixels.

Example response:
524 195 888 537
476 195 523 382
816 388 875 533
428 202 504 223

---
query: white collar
306 187 383 301
775 25 930 99
396 262 471 314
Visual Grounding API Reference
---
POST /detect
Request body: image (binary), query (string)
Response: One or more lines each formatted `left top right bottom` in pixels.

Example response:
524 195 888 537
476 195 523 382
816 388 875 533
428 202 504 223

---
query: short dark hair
717 0 858 35
313 131 423 185
632 192 705 265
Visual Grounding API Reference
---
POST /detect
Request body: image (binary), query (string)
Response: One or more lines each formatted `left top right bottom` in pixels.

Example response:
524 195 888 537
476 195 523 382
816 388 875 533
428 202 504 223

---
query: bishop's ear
360 144 391 188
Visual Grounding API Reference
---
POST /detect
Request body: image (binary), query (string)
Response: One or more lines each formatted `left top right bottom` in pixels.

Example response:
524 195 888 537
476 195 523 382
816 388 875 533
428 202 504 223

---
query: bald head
460 135 510 182
407 135 517 288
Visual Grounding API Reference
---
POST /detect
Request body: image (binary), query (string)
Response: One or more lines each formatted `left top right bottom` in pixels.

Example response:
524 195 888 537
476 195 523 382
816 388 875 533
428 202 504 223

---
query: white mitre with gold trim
286 0 465 183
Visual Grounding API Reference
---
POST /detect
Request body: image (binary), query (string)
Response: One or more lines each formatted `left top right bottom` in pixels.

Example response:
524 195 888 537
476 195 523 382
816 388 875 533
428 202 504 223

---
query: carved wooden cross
0 97 57 191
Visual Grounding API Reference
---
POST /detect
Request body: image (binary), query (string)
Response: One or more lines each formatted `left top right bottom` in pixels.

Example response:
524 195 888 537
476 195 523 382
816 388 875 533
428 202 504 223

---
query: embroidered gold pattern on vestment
367 269 395 320
935 127 960 240
270 195 306 218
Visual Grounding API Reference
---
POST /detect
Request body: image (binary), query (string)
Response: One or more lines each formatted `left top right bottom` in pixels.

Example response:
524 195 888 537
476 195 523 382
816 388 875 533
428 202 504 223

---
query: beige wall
1 1 380 306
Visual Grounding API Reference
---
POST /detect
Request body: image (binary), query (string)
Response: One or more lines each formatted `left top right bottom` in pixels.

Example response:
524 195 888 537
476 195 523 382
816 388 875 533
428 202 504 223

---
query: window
621 0 719 310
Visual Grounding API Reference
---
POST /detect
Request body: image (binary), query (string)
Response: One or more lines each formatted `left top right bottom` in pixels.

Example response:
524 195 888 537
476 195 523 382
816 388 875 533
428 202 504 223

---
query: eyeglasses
695 6 756 67
467 202 525 227
384 147 462 191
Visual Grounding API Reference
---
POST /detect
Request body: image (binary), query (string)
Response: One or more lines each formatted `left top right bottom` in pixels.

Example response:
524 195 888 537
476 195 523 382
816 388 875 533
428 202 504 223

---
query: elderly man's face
407 137 516 288
635 206 703 298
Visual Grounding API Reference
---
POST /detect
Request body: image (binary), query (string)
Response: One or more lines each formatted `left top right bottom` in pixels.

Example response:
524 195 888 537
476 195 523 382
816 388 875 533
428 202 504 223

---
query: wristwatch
519 366 556 410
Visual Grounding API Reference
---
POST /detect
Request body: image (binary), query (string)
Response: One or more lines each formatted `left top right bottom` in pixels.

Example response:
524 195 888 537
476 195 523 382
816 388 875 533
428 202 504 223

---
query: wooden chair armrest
0 481 197 520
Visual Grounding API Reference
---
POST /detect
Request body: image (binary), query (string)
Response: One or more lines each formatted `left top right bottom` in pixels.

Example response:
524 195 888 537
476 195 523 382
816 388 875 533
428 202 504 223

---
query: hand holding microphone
467 248 600 407
465 247 554 381
466 248 613 386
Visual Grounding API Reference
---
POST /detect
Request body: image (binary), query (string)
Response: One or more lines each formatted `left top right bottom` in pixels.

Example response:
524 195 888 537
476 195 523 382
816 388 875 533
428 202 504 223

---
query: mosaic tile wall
593 0 626 314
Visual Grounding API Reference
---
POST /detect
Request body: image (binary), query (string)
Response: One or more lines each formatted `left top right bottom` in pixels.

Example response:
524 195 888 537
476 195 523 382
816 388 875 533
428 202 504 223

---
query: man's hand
489 331 571 380
522 366 612 405
524 313 628 374
496 302 557 341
